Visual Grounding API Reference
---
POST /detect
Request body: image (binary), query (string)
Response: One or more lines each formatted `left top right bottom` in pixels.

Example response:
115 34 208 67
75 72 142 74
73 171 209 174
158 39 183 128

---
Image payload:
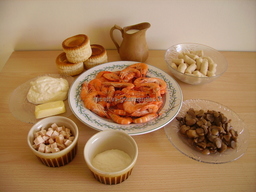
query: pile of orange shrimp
80 63 167 124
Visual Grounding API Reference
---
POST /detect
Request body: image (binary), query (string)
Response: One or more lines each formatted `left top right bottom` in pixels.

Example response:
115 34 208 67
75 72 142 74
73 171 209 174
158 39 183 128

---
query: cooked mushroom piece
177 108 238 155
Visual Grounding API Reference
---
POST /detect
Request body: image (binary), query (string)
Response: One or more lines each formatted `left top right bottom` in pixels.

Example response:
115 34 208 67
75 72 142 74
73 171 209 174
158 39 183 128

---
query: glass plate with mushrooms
164 99 249 164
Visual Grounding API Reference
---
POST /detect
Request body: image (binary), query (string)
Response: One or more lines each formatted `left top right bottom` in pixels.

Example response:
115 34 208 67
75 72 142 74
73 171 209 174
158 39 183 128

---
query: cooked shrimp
88 79 102 92
110 90 126 106
103 72 120 82
100 85 109 95
108 111 132 125
112 109 127 116
123 96 149 114
126 90 147 97
102 82 134 92
150 100 164 109
136 83 161 99
80 63 165 124
131 104 159 117
80 82 89 101
104 85 115 108
133 113 158 124
115 103 125 110
82 91 108 117
134 77 167 94
95 71 109 82
127 63 148 77
119 67 141 82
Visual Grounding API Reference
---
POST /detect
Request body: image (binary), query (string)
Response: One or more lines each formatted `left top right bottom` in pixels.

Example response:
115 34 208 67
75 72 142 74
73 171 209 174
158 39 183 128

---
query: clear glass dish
9 74 74 124
165 43 228 85
164 99 249 164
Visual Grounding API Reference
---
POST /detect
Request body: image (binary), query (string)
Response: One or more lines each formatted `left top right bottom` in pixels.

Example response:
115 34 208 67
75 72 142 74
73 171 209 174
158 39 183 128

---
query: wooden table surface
0 50 255 192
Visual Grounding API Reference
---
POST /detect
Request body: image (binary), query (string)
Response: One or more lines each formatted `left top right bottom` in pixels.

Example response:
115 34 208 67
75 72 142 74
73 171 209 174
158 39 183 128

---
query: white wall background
0 0 255 71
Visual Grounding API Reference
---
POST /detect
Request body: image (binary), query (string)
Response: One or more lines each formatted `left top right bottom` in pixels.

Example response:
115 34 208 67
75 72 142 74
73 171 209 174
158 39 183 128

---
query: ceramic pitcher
110 22 151 62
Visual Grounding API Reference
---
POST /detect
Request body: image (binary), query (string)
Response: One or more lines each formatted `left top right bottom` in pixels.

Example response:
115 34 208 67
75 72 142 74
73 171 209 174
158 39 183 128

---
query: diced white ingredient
57 143 65 150
34 135 45 145
34 132 40 138
64 140 72 147
39 129 46 136
56 127 63 132
32 144 38 149
51 130 59 138
32 123 74 153
42 136 49 141
65 128 71 135
51 142 58 149
56 134 64 144
38 143 46 153
48 138 54 144
52 148 60 153
68 136 75 141
60 130 67 137
45 145 52 153
46 128 53 137
51 123 58 129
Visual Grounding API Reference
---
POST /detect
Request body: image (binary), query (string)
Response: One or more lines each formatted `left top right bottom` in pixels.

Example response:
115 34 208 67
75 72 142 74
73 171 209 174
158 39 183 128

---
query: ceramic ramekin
27 116 79 167
84 130 138 185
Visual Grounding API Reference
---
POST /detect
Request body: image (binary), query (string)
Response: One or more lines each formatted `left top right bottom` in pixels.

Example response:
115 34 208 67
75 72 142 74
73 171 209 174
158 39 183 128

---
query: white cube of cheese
34 135 44 145
38 143 46 153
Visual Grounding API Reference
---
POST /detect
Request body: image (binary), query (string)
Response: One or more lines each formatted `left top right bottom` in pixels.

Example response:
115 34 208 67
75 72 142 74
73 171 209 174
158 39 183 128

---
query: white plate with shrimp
68 61 183 135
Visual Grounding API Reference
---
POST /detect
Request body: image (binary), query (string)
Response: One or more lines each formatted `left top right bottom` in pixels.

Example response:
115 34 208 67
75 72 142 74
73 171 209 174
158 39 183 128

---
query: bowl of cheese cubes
27 116 79 167
165 43 228 85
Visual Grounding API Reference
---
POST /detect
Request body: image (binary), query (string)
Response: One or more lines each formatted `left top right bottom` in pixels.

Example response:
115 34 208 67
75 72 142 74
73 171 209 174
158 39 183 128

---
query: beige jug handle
110 25 123 52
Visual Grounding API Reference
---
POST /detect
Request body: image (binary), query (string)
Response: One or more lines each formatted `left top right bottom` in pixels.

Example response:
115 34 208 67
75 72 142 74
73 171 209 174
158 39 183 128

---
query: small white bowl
84 130 138 185
27 116 79 167
165 43 228 85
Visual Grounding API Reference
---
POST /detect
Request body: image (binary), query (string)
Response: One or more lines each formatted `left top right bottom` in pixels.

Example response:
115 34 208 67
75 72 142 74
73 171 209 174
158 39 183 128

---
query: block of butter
35 100 66 119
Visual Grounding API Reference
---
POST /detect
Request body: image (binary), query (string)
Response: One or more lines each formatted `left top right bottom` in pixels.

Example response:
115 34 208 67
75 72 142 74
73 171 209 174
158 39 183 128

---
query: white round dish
9 74 74 124
68 61 183 136
84 130 138 185
164 99 249 164
27 116 79 167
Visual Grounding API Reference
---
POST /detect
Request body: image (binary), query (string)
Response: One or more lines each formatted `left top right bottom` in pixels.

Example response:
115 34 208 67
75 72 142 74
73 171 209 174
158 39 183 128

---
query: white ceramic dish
27 116 79 167
68 61 183 136
84 130 138 185
164 99 249 164
9 74 74 124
